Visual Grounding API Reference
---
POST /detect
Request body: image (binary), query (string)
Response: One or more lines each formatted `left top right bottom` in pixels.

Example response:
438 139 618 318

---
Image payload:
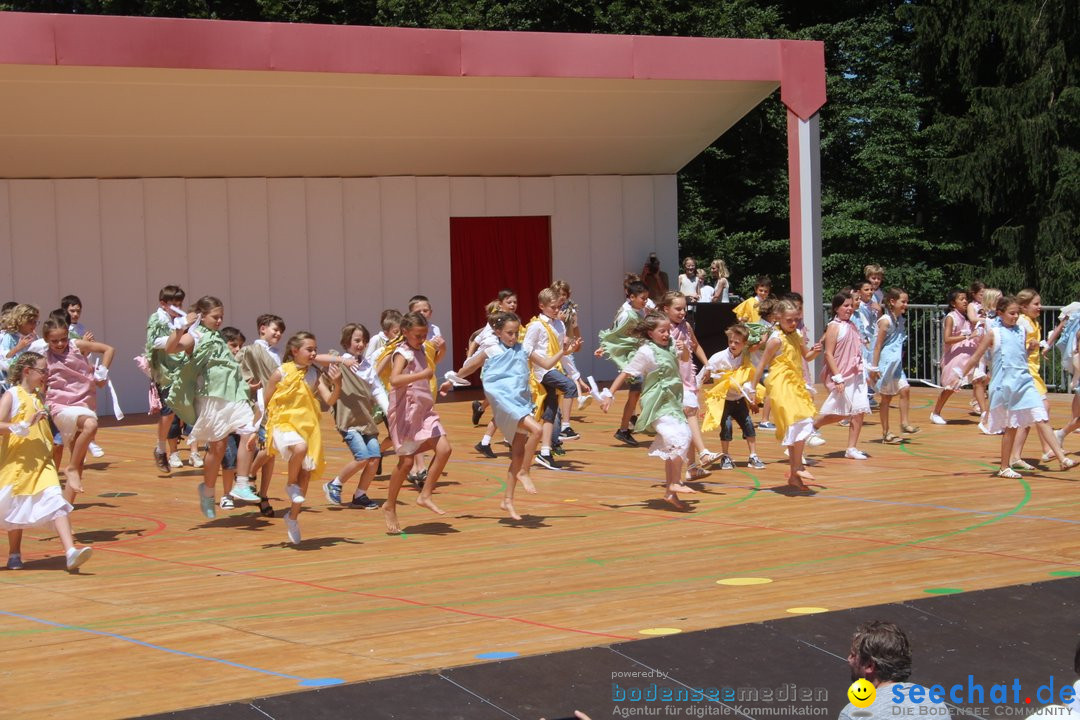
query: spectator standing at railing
931 289 989 425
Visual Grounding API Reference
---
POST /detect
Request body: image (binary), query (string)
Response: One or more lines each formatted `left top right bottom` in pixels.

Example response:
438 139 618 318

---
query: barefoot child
953 295 1074 477
264 332 342 544
869 288 920 444
700 323 766 470
42 317 115 503
601 312 695 510
322 323 387 510
1 353 93 572
443 311 574 520
748 300 821 491
383 313 452 534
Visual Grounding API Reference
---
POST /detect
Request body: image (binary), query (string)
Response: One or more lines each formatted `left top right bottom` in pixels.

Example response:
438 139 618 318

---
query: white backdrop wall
0 175 677 416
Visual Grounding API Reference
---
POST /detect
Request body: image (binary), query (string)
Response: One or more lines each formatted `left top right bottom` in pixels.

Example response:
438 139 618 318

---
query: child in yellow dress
264 332 342 545
1 353 93 571
749 300 822 491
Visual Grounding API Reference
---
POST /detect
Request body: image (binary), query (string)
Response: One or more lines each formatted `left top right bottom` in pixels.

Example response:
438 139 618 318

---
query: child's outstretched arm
599 372 630 412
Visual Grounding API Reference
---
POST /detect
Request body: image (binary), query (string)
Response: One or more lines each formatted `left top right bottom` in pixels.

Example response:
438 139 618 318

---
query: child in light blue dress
955 295 1073 478
869 288 919 443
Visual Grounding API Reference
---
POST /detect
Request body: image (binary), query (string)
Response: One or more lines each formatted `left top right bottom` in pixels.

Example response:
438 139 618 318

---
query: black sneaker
471 400 484 426
558 426 581 441
350 493 380 510
552 443 567 456
614 429 639 447
474 441 497 459
154 448 171 473
534 453 563 471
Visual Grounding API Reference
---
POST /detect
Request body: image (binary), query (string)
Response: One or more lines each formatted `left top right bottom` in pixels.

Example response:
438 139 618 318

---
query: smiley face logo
847 679 876 708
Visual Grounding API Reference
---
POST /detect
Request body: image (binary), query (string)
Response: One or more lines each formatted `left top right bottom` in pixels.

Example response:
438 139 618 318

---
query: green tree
906 0 1080 302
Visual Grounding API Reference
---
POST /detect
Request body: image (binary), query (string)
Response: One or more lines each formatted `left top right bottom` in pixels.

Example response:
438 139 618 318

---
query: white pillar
787 110 823 347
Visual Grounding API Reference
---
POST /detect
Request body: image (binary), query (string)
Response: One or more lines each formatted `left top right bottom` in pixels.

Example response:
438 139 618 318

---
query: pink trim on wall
0 11 825 118
787 109 804 295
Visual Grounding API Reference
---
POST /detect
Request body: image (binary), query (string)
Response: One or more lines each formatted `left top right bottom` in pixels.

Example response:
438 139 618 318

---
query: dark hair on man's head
256 314 285 333
158 285 185 304
1 301 17 314
849 621 912 683
61 295 82 310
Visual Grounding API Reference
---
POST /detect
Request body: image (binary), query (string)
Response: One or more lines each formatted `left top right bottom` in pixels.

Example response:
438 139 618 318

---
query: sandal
882 432 902 445
1060 458 1076 472
901 424 921 434
996 468 1022 479
258 496 275 518
1011 460 1036 471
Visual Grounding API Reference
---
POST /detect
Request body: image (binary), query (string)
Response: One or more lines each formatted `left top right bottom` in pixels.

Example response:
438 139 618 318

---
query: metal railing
897 304 1069 391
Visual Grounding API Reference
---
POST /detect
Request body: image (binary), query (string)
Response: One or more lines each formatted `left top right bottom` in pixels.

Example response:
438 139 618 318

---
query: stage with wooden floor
2 388 1079 719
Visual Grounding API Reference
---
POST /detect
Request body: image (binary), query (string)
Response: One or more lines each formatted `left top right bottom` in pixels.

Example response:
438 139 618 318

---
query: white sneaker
219 495 235 510
168 451 183 468
285 516 301 545
845 447 868 460
65 546 93 571
190 450 204 468
286 484 306 505
930 413 947 425
88 442 104 458
807 433 826 447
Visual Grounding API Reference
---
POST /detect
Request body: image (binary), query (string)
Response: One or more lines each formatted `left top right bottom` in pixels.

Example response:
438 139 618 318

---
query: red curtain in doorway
449 217 552 377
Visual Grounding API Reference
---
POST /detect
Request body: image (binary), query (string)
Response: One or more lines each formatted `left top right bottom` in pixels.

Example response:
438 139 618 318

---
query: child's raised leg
64 416 99 502
931 388 953 418
417 435 451 515
1034 421 1074 469
288 468 312 521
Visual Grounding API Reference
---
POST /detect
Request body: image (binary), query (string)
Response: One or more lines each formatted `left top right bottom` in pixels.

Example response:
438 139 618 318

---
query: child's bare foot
65 468 84 493
669 482 698 493
416 494 446 515
517 472 537 494
383 505 401 534
663 492 689 511
500 498 523 521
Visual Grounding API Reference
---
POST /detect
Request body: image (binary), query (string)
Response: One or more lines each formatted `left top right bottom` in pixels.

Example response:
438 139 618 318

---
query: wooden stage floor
3 388 1079 718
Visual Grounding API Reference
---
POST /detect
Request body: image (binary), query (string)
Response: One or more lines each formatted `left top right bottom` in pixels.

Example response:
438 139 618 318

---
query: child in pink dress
931 289 988 424
384 312 453 534
42 317 115 503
